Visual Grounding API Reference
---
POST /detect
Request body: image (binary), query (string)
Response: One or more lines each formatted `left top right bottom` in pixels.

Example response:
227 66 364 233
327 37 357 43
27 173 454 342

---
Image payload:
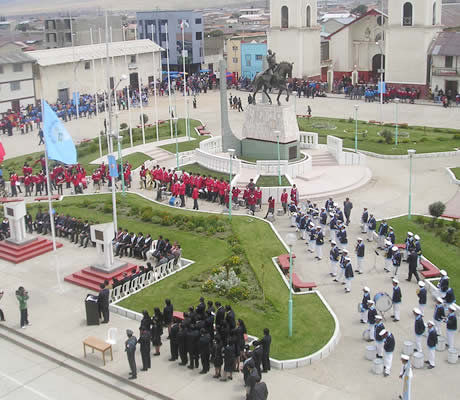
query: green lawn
298 117 460 155
26 193 334 359
386 215 460 295
450 167 460 180
179 162 230 181
160 120 205 153
120 152 152 168
256 175 290 187
1 119 197 175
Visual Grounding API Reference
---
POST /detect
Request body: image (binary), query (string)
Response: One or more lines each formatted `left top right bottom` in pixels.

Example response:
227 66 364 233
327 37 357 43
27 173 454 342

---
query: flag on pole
378 81 386 94
180 19 189 30
0 139 5 163
107 154 118 178
43 101 77 165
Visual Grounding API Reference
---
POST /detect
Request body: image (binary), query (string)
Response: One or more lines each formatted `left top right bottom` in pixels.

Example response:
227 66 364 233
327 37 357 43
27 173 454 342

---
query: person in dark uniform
163 298 174 334
260 328 271 373
426 321 438 369
187 325 200 369
221 338 235 381
97 283 110 323
199 328 211 374
233 319 247 371
212 335 223 379
125 329 137 379
138 327 151 371
169 317 180 361
196 297 206 317
252 340 263 377
151 317 163 356
406 250 420 282
177 323 188 366
215 302 225 338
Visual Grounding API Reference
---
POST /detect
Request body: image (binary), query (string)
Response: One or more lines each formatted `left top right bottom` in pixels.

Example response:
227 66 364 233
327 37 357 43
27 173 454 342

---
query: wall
34 52 161 102
0 62 35 112
226 38 241 78
240 42 267 79
195 148 241 174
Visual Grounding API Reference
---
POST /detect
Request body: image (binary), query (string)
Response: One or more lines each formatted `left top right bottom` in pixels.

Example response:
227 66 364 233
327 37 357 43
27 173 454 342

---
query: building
28 40 162 103
226 33 267 79
268 0 321 79
202 35 224 76
0 42 36 113
43 15 125 49
385 0 443 94
241 41 267 79
430 31 460 95
320 12 356 35
323 9 387 83
136 10 204 72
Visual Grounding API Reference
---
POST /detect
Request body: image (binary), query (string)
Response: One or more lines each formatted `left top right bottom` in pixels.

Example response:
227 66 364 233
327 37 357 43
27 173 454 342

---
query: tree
351 4 368 15
139 114 148 125
428 201 446 226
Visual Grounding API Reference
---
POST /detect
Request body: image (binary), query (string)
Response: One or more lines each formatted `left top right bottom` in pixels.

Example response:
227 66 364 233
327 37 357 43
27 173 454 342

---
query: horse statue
252 61 293 106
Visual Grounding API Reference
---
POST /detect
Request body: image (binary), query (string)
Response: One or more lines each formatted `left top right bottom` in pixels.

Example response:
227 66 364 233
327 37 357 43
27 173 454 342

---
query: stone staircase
311 151 338 167
144 148 175 164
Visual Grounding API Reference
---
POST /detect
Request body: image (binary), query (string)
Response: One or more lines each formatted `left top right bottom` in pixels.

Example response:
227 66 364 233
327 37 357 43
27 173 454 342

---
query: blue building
136 10 203 72
240 41 267 80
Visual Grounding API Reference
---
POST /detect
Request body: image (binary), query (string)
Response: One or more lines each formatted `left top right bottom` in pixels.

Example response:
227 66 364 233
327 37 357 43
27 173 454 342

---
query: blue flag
72 92 80 107
107 155 118 178
378 81 386 94
43 101 77 165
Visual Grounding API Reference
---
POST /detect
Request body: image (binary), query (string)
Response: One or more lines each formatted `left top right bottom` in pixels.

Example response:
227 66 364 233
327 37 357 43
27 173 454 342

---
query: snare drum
374 292 392 313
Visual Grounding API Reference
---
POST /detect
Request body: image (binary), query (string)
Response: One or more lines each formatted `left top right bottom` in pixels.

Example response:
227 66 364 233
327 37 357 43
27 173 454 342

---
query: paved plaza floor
1 90 460 399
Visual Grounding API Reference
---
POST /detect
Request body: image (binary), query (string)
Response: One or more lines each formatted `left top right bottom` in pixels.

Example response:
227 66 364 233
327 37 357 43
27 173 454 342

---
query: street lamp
408 149 416 220
394 98 400 146
285 232 297 337
228 148 235 220
354 104 359 153
173 117 179 169
73 57 84 119
376 40 384 125
275 130 281 186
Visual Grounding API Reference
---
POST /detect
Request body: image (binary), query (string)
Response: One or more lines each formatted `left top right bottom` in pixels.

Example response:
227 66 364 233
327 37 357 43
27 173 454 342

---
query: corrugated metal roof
0 51 35 65
429 32 460 56
442 3 460 28
28 39 163 67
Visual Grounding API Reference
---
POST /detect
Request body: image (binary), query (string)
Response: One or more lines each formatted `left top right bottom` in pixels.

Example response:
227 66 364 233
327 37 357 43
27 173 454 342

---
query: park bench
34 194 60 202
420 259 441 278
277 253 296 273
83 336 113 366
291 272 317 292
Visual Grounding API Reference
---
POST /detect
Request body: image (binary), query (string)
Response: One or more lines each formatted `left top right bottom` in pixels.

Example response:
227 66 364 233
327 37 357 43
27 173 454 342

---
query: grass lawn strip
24 193 334 360
298 117 460 155
450 167 460 180
160 120 206 153
179 162 230 181
256 175 290 187
385 215 460 296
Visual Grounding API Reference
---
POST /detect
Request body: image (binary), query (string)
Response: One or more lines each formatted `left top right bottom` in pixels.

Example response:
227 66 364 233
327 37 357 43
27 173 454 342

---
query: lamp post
73 57 84 119
173 117 179 169
228 148 235 220
275 130 281 186
285 233 297 337
114 110 126 195
408 149 416 220
394 98 400 146
376 39 384 125
354 104 359 153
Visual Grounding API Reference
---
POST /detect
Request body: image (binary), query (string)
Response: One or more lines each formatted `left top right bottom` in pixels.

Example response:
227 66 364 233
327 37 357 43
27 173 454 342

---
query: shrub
160 215 174 226
120 122 128 130
453 134 460 140
419 136 428 142
451 219 460 230
207 227 217 236
201 279 214 292
380 129 393 144
436 218 444 228
195 226 205 234
103 203 112 214
415 215 425 225
130 205 140 216
26 156 33 161
227 255 242 266
348 117 354 123
151 215 162 225
184 221 195 231
428 201 446 219
228 285 250 302
445 227 457 244
216 225 226 233
141 208 153 222
140 114 149 125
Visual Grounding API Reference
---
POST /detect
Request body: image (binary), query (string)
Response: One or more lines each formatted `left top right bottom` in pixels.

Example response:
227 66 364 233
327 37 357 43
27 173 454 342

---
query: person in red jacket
232 187 241 204
247 192 256 215
243 188 249 208
192 186 199 210
281 189 288 214
254 186 262 208
218 178 226 205
212 177 220 203
265 196 275 219
24 174 33 197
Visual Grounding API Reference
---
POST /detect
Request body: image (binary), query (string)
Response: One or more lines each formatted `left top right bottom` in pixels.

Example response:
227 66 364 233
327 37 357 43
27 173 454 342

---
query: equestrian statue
252 50 293 106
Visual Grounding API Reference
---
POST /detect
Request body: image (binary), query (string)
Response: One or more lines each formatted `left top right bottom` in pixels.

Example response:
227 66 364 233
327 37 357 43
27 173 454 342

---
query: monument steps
0 237 63 264
144 148 174 163
64 263 138 292
311 152 338 166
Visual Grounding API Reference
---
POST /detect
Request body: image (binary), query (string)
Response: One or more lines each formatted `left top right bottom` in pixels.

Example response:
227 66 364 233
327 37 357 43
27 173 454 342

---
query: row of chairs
109 257 182 303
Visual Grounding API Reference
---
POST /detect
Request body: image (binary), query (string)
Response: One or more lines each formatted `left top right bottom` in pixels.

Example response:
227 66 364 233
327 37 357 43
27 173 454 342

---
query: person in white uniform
399 354 413 400
413 307 425 353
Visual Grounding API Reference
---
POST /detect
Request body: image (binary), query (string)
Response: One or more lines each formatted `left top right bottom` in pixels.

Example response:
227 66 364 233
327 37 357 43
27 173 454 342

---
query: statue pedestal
241 104 300 160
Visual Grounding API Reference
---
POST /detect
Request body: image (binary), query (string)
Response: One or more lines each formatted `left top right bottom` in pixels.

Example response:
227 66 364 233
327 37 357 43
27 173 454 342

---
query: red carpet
64 263 139 292
0 237 63 264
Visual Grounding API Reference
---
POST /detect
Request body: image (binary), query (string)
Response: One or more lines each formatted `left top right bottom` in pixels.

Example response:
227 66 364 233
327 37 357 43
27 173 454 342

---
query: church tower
268 0 321 79
385 0 442 92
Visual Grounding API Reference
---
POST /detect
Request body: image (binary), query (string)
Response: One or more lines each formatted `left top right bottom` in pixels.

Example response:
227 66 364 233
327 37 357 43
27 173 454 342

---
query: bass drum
374 292 392 313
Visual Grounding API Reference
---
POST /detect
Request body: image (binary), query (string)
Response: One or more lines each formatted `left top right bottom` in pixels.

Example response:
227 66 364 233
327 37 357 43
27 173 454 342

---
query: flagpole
122 26 133 147
90 28 102 158
165 23 174 139
181 20 189 141
41 99 57 252
110 26 120 113
134 25 146 145
99 27 110 152
151 24 159 142
70 11 79 120
105 11 118 233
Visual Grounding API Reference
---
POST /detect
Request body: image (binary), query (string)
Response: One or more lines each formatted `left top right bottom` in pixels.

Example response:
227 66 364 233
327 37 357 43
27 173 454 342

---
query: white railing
299 131 318 149
252 155 312 179
199 136 222 154
327 135 366 165
195 149 242 174
327 135 343 163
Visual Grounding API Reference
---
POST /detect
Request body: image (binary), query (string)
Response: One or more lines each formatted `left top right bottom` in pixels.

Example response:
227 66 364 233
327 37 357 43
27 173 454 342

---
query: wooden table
83 337 113 366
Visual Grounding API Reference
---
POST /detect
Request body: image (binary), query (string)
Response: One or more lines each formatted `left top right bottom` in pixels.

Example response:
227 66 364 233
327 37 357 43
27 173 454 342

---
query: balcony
432 67 459 77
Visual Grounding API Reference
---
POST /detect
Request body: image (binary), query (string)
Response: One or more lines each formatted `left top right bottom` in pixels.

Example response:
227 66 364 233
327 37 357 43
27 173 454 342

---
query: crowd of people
122 296 269 399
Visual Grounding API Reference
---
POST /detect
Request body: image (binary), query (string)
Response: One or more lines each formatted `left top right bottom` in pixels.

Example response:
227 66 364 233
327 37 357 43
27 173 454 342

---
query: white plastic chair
121 281 130 298
130 277 139 293
149 240 158 257
111 285 121 302
138 273 146 288
146 270 153 284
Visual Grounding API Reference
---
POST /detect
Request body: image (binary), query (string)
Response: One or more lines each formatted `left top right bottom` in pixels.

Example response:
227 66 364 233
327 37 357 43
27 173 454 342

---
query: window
160 33 167 42
10 81 20 91
245 54 251 66
161 51 167 59
64 19 71 29
46 20 56 30
432 2 437 25
306 5 311 27
130 55 136 63
377 16 385 25
160 19 168 26
281 6 289 28
232 57 238 63
13 63 23 72
375 32 384 42
445 56 453 68
403 2 413 26
195 18 202 24
65 32 72 42
232 46 238 51
84 61 90 70
255 54 263 60
196 32 202 40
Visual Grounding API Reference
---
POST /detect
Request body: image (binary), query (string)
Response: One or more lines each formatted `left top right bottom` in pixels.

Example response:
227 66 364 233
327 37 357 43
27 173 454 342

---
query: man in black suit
141 234 152 261
152 235 165 259
260 328 271 372
196 297 206 317
97 283 110 323
133 232 145 258
119 232 133 258
215 301 225 337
